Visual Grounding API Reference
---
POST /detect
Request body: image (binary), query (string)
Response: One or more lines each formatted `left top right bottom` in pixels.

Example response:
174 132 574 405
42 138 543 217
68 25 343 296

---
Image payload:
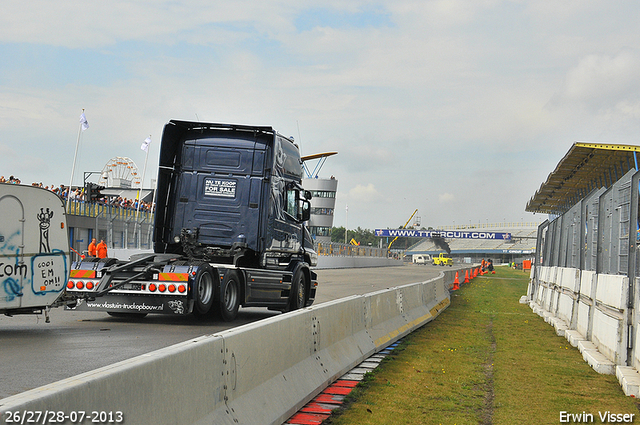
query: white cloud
438 193 455 203
348 183 382 203
560 51 640 106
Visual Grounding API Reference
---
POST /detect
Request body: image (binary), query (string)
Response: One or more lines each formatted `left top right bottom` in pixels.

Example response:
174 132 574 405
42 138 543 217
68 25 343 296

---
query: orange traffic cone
474 267 478 278
452 272 460 290
464 270 470 284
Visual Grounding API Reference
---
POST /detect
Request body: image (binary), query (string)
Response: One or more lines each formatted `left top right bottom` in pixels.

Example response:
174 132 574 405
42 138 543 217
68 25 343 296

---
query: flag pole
135 136 151 249
68 109 85 212
136 136 151 220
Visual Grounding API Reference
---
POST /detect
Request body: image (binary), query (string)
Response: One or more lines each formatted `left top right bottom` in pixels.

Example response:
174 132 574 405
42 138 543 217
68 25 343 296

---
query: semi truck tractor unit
67 120 318 320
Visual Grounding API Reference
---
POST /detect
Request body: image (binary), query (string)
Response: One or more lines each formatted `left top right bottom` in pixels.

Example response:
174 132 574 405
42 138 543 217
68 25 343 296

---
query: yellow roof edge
301 151 338 162
575 142 640 152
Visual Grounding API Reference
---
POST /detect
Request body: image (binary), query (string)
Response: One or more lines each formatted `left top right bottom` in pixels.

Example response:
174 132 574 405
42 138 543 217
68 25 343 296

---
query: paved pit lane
0 264 449 398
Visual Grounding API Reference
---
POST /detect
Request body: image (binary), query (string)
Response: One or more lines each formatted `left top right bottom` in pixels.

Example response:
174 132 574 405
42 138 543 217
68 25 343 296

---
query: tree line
331 226 426 249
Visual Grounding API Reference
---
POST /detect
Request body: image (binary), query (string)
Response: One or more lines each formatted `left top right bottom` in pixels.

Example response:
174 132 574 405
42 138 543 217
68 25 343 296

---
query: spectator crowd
0 175 155 213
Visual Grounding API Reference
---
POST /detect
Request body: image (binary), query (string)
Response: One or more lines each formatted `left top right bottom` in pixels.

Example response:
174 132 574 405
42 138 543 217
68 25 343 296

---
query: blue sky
2 1 640 231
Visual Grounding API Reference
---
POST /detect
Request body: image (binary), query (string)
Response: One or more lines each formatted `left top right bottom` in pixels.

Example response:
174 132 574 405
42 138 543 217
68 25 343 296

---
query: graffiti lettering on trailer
32 255 66 294
0 262 28 278
1 233 25 301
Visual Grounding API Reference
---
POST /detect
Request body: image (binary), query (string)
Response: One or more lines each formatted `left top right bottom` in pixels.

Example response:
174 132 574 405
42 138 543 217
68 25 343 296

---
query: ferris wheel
98 157 141 188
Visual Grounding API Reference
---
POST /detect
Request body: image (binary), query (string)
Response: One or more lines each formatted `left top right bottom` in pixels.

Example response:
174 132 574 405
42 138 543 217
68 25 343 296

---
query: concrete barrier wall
580 271 596 299
592 274 628 365
634 296 640 371
529 267 629 373
557 292 574 326
576 301 591 338
592 308 625 364
596 274 628 311
534 270 546 306
315 255 404 269
0 269 461 425
560 267 580 293
576 271 596 338
109 249 404 269
556 267 580 327
537 266 556 313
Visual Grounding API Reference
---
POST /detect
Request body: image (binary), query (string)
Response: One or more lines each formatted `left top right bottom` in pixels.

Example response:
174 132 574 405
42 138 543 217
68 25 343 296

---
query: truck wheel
289 268 308 311
193 264 215 315
219 270 241 321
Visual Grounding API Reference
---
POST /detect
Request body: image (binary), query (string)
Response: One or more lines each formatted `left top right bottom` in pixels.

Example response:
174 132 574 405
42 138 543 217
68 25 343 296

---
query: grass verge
325 267 640 425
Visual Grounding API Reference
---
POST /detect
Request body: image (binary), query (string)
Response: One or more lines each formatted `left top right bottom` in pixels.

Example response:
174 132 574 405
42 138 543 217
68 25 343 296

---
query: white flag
79 112 89 131
141 137 151 152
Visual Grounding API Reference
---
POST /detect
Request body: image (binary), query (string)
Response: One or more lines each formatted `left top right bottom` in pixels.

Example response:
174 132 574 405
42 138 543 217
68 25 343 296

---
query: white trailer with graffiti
0 184 70 321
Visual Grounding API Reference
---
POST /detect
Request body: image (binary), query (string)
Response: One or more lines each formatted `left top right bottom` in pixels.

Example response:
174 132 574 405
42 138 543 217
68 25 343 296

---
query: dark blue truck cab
67 121 317 320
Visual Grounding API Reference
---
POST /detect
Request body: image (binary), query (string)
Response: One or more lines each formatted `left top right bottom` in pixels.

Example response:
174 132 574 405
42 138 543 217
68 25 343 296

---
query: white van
0 184 70 317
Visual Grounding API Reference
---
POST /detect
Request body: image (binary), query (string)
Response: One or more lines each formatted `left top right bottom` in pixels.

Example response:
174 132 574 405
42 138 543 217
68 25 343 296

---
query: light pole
345 204 348 245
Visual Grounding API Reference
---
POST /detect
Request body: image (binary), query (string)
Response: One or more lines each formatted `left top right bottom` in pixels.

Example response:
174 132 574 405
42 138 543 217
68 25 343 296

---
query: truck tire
218 270 241 321
193 264 215 316
288 267 308 311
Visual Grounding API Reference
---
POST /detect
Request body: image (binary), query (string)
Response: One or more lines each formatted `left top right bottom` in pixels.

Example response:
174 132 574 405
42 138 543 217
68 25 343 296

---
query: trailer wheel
289 267 308 311
218 270 240 321
193 264 215 315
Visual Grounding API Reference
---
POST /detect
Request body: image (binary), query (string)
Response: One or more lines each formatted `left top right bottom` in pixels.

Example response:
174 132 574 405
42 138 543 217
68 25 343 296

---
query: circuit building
302 152 338 244
404 223 539 265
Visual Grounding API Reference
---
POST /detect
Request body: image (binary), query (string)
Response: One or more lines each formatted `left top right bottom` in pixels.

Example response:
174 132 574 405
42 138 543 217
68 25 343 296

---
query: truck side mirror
304 190 312 200
300 199 311 222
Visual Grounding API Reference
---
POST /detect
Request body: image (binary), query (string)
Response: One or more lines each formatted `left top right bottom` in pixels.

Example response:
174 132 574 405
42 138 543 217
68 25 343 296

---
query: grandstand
405 222 540 264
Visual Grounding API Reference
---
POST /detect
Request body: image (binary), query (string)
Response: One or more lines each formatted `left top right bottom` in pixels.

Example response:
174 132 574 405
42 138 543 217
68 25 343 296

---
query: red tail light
76 281 84 290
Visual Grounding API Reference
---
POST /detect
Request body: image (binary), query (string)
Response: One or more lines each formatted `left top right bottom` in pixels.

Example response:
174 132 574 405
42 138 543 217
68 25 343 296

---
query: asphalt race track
0 264 452 399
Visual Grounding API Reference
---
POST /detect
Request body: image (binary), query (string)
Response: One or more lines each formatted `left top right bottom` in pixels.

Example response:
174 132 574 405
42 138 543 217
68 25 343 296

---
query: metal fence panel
583 187 606 272
561 201 582 269
550 216 563 267
535 169 638 276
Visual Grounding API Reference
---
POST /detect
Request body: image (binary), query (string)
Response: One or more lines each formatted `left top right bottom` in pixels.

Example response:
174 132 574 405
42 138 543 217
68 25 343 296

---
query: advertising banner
375 229 511 240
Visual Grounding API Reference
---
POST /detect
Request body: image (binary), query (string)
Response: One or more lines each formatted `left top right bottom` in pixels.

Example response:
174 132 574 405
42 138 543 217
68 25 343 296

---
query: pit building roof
525 142 640 214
